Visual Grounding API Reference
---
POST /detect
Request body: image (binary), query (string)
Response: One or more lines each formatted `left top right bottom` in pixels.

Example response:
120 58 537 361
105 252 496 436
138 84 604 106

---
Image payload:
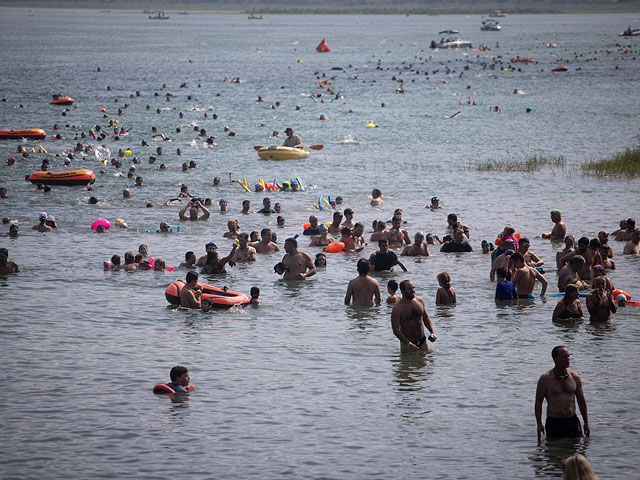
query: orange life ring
153 384 195 394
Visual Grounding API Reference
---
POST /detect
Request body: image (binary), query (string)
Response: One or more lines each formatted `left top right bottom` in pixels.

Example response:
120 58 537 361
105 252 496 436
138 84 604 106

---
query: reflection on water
391 352 433 393
529 437 589 478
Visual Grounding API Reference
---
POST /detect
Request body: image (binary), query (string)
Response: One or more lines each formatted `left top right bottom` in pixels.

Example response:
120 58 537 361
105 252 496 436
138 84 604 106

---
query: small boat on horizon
489 10 506 17
619 26 640 36
431 31 472 49
481 19 501 31
149 11 169 20
248 13 264 19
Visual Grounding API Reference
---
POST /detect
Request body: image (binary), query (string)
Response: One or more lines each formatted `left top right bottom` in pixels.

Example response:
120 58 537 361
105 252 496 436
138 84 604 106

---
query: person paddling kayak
282 127 302 148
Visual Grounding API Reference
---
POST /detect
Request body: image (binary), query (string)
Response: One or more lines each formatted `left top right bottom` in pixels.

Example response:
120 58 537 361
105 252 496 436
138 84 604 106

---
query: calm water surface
1 9 640 479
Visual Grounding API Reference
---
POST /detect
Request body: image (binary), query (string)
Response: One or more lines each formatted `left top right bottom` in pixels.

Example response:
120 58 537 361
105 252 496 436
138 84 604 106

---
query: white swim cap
616 294 627 303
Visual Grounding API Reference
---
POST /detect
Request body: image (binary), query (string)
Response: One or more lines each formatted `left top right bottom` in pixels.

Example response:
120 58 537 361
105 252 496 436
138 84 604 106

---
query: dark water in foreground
1 8 640 479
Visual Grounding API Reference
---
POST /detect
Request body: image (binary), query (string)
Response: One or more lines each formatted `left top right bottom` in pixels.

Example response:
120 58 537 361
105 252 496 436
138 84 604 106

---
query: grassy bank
1 0 640 14
583 145 640 177
472 154 566 173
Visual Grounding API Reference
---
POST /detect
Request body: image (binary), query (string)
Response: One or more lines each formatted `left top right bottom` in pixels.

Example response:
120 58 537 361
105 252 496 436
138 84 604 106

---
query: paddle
253 145 324 151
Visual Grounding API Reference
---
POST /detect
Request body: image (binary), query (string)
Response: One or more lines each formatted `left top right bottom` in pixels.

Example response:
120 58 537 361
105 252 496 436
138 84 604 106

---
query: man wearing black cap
282 128 302 148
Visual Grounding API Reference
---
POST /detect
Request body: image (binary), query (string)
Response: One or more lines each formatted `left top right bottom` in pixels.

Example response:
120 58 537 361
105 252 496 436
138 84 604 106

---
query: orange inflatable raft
49 97 74 105
26 169 96 186
0 128 47 140
165 280 250 308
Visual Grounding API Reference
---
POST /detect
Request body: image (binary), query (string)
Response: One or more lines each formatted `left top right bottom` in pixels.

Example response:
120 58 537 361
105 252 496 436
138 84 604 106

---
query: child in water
386 280 400 305
250 287 260 305
165 365 191 393
436 272 457 305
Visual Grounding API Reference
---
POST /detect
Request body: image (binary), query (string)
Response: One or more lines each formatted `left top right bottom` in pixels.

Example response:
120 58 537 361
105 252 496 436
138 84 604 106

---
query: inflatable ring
303 222 311 229
153 384 195 394
91 218 111 229
495 238 503 247
324 241 345 253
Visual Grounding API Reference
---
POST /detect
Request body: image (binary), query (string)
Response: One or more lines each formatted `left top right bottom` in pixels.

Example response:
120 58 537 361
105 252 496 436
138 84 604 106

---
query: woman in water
552 283 584 323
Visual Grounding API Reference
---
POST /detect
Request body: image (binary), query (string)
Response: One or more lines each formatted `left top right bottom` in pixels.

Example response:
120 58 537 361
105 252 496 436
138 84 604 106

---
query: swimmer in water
309 225 334 247
549 209 566 240
401 232 429 256
427 196 442 209
386 279 400 305
232 233 257 263
165 365 191 393
370 188 384 207
223 219 240 239
255 228 280 253
435 272 456 305
249 287 260 305
180 271 202 309
511 252 547 298
623 228 640 255
280 237 316 281
552 284 584 323
0 248 20 274
586 277 617 322
179 199 210 221
344 258 381 306
179 251 197 269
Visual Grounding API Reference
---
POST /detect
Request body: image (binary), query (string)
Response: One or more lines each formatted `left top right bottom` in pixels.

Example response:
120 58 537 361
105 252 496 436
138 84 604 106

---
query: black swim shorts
545 414 583 438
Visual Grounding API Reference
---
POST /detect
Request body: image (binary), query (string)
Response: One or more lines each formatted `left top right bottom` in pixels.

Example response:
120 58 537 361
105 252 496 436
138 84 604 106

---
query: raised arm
178 203 190 220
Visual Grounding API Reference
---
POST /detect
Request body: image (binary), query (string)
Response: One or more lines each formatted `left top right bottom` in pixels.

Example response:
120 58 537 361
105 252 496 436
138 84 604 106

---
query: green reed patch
582 146 640 177
473 154 566 173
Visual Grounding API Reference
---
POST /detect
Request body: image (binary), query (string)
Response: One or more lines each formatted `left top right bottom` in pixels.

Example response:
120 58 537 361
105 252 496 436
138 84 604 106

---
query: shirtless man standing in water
511 252 548 298
549 210 566 240
535 346 590 440
281 237 316 280
345 258 381 306
391 280 437 354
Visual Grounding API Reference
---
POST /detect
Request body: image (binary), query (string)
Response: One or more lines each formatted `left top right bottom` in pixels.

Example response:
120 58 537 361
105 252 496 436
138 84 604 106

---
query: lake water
1 8 639 479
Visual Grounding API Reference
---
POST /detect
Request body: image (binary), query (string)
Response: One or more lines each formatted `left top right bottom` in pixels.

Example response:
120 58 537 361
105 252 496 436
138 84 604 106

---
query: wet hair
377 220 386 231
387 280 398 292
562 454 598 480
519 237 530 245
170 365 188 382
261 228 271 238
510 252 525 263
357 258 370 275
447 213 458 223
124 251 135 263
577 236 589 246
589 238 601 249
570 255 586 266
186 270 198 283
134 253 143 263
378 238 388 246
371 188 381 198
503 226 515 235
551 345 567 358
627 218 636 229
341 227 352 236
111 254 121 265
564 284 579 298
285 237 298 248
437 271 451 288
496 267 507 279
250 287 260 298
238 232 249 241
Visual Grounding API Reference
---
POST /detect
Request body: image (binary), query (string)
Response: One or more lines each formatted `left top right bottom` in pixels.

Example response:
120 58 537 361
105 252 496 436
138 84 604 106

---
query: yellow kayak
257 146 310 161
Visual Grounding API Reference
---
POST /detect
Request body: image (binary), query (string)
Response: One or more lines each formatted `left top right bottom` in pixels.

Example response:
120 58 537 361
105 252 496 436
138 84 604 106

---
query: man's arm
575 374 590 436
403 229 411 245
344 281 353 305
394 257 408 272
374 281 381 305
529 252 544 267
303 253 316 278
419 297 436 338
178 203 189 220
221 244 238 264
535 376 547 440
391 306 416 351
199 204 211 220
535 269 548 296
585 293 596 315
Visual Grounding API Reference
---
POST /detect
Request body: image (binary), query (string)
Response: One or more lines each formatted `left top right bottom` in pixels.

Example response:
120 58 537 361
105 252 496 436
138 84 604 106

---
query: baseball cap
284 127 293 132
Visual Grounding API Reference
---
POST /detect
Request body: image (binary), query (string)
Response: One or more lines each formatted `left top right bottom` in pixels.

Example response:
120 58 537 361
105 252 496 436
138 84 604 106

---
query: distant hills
2 0 639 14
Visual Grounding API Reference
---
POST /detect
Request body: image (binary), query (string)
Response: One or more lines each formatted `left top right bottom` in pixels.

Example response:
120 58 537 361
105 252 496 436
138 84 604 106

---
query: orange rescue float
0 128 47 140
153 384 195 394
165 280 250 308
49 97 74 105
26 169 96 186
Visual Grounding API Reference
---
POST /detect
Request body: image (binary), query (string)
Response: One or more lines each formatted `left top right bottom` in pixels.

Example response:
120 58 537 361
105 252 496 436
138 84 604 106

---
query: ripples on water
1 8 640 480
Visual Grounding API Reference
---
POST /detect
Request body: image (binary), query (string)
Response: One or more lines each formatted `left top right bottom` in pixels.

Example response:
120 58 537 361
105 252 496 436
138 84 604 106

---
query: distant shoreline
2 2 639 15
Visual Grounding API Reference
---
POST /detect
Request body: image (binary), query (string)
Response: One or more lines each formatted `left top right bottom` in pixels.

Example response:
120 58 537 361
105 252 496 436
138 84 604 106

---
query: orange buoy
324 242 345 253
316 38 330 53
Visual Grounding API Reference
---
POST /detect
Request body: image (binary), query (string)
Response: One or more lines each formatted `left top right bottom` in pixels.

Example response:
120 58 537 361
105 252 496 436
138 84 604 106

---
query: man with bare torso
254 228 280 254
391 280 437 354
232 233 257 262
0 248 20 274
558 255 588 292
535 346 590 440
586 277 617 322
180 271 202 309
401 232 430 256
345 258 381 307
623 228 640 255
511 252 547 298
549 210 566 240
281 237 316 280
